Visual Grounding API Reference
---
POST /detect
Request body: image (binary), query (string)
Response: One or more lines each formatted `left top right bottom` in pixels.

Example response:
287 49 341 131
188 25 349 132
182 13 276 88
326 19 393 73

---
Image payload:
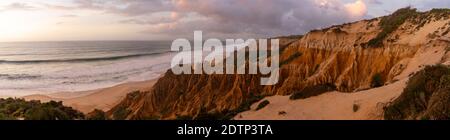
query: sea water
0 41 174 96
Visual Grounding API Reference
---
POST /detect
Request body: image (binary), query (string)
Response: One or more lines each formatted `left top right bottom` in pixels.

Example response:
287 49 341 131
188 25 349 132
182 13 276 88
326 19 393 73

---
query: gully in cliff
170 31 280 85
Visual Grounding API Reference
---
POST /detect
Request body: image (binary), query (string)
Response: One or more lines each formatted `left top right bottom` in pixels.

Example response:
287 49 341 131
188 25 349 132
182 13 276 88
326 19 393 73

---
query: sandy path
23 80 157 114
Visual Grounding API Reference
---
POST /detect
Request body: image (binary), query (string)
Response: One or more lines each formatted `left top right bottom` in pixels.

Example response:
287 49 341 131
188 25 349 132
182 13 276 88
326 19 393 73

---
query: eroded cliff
109 8 450 120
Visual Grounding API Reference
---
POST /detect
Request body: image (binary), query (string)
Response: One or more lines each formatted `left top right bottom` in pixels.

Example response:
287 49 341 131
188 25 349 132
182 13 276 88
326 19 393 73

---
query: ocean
0 41 174 97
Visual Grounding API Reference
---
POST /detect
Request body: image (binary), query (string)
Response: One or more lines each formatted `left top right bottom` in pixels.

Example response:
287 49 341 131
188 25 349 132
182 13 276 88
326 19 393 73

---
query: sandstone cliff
109 8 450 120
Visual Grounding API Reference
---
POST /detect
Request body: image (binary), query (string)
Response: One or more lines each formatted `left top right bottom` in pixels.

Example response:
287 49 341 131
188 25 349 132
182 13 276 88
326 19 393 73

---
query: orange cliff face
108 9 450 120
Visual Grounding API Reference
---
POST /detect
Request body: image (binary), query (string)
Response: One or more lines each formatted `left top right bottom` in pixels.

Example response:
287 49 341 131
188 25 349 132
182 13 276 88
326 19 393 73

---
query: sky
0 0 449 42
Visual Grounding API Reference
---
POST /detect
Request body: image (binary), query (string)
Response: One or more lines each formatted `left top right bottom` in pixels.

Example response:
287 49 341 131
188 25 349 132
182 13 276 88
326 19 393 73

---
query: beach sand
23 79 157 114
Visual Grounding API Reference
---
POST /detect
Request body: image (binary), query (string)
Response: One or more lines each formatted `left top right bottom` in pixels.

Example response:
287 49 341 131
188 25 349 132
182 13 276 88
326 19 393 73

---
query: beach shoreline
20 79 158 114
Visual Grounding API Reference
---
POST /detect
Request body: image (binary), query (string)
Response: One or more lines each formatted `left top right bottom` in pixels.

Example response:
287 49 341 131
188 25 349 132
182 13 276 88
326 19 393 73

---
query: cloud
73 0 105 9
39 0 371 38
345 0 368 18
155 0 369 38
106 0 174 16
39 0 105 10
60 14 78 18
365 0 383 5
0 2 37 12
42 0 173 16
119 17 174 25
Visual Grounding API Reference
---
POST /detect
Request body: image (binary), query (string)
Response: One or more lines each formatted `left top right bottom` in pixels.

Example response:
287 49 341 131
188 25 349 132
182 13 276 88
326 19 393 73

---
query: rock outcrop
109 8 450 120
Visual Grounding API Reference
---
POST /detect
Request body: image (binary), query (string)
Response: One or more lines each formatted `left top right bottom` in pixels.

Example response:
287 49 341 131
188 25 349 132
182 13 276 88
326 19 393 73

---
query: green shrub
367 7 418 47
0 98 84 120
442 28 450 36
353 104 360 112
290 84 336 100
175 114 194 120
194 94 266 120
275 35 304 39
112 105 130 120
384 65 450 120
255 100 270 111
332 28 347 34
371 73 384 88
87 109 108 120
221 95 265 119
0 113 15 120
429 9 450 20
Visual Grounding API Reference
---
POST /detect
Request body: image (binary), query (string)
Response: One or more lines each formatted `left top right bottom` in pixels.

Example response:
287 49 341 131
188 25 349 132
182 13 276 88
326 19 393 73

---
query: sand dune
236 39 448 120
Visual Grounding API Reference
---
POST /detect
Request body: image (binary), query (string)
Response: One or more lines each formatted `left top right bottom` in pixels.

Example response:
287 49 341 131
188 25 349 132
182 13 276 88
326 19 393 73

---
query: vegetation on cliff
384 65 450 120
109 8 450 120
274 34 304 39
86 109 108 120
367 7 450 48
371 73 384 88
255 100 270 111
192 94 265 120
109 91 143 120
289 84 336 100
367 7 418 47
0 98 84 120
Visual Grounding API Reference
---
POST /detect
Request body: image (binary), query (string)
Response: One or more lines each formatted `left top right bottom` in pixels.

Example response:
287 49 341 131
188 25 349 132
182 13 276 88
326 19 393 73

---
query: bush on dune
384 65 450 120
0 98 84 120
367 7 418 47
87 109 108 120
192 94 266 120
255 100 270 111
289 84 336 100
112 105 131 120
371 73 384 88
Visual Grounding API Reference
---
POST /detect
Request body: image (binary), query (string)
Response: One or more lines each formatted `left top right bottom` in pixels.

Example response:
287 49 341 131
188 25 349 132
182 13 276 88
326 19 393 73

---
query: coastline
22 79 158 114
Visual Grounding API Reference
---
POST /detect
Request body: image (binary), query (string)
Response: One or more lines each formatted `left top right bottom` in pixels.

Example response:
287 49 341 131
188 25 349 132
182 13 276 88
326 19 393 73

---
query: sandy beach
22 79 158 114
